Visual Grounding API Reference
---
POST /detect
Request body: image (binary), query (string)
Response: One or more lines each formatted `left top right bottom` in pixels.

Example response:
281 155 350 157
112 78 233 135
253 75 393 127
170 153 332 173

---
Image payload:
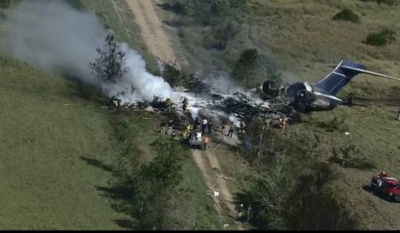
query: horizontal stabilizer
314 60 400 96
341 65 400 82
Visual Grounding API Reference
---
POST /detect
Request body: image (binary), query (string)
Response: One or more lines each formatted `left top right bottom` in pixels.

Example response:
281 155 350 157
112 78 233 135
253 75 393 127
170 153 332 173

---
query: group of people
193 117 213 135
163 97 189 113
237 203 254 223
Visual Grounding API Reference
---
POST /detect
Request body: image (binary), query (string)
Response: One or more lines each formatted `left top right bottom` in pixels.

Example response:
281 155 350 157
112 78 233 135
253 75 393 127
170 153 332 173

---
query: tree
364 28 396 47
233 48 259 87
0 0 11 8
89 33 129 83
130 138 190 230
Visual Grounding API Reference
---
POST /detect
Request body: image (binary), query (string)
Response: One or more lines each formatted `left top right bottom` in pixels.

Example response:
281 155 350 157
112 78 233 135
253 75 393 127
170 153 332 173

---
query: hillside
1 0 400 230
0 0 220 230
154 0 400 230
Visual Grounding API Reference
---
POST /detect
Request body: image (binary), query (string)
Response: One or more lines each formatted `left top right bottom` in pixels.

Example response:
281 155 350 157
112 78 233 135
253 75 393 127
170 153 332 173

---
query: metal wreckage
106 60 400 125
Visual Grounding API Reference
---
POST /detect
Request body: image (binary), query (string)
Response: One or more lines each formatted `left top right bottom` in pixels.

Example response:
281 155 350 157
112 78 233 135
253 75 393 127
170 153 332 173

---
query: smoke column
2 0 172 102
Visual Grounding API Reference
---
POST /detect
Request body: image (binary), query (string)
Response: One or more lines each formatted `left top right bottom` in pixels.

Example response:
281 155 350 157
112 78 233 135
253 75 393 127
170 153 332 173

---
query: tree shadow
233 190 266 230
114 219 136 230
95 185 133 202
79 156 113 172
156 2 185 15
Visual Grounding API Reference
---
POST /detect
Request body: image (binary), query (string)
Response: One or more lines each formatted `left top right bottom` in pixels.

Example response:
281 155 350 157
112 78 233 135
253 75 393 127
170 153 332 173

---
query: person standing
160 121 166 135
167 119 174 136
221 118 228 134
202 118 208 134
208 119 213 135
227 124 235 138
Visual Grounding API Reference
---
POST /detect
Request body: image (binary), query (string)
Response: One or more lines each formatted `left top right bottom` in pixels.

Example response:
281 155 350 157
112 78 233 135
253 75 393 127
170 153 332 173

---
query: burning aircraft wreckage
108 60 400 126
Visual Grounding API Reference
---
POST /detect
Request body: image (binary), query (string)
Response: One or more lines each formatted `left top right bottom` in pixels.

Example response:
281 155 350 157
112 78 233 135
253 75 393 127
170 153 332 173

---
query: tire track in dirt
120 0 243 229
124 0 177 64
192 148 244 230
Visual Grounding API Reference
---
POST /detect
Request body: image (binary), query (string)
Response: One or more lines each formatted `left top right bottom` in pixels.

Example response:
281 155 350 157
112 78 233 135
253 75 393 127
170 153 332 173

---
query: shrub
329 144 377 170
332 9 360 23
0 0 11 8
364 28 396 47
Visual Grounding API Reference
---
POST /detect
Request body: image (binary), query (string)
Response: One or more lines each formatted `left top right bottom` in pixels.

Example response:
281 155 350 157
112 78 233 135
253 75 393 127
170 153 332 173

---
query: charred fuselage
261 81 342 113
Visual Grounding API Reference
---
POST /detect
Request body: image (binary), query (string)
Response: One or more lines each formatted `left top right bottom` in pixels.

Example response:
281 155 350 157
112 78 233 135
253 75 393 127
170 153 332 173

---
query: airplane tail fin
313 60 400 96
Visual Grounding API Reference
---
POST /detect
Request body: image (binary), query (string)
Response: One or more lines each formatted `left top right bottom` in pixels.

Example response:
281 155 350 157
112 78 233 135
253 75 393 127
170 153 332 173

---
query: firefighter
160 121 166 135
165 98 172 112
379 171 388 179
255 83 262 95
377 171 389 189
239 121 246 134
203 134 209 150
277 85 285 97
182 97 189 112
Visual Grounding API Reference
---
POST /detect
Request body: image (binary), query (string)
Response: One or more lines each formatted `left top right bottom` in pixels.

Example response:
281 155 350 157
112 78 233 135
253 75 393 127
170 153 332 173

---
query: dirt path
120 1 243 229
125 0 177 64
191 125 245 230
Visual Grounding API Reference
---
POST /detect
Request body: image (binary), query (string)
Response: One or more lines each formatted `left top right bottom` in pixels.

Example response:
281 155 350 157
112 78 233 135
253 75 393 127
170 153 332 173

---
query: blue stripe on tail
313 60 366 96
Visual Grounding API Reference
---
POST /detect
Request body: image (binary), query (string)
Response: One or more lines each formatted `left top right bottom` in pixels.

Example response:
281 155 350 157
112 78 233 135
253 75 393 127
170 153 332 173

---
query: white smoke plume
2 0 172 102
1 0 258 126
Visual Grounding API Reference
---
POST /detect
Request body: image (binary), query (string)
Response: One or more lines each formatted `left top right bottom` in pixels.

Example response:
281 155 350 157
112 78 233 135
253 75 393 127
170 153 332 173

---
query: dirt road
125 0 177 63
122 0 243 229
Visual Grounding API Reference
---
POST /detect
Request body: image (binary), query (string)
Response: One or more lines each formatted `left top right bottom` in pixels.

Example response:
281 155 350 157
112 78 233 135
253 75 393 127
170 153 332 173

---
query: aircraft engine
262 81 272 94
310 98 331 110
286 82 312 101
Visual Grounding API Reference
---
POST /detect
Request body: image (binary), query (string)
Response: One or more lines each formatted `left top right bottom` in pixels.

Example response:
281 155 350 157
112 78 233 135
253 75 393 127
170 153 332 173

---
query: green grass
0 56 123 230
157 0 400 229
179 157 223 230
0 0 222 230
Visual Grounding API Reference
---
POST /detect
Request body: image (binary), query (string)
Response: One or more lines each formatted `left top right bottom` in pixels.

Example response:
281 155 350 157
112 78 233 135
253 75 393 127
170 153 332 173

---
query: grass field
0 56 123 230
155 0 400 229
0 0 221 230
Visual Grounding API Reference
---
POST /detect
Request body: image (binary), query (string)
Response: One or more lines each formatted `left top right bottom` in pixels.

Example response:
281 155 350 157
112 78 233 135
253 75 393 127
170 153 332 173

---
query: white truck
189 129 205 149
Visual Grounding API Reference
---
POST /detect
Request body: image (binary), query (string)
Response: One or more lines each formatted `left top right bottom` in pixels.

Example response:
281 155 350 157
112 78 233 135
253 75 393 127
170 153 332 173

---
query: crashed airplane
108 60 400 125
260 60 400 113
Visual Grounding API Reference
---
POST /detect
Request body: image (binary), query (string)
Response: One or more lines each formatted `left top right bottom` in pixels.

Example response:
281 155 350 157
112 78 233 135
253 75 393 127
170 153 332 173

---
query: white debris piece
213 190 220 197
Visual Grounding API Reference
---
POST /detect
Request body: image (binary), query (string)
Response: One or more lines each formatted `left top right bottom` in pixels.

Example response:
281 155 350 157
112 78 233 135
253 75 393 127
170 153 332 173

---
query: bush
239 121 359 230
332 9 360 23
233 48 259 87
364 28 396 47
0 0 11 8
329 145 376 170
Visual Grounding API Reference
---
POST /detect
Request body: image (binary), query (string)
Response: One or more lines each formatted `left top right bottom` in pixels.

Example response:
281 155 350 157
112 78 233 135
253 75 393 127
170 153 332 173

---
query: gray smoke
2 0 104 85
2 0 172 101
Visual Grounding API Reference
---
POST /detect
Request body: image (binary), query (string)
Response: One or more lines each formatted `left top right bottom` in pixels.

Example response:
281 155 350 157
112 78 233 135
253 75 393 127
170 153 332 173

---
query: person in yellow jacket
255 83 262 95
165 98 172 112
